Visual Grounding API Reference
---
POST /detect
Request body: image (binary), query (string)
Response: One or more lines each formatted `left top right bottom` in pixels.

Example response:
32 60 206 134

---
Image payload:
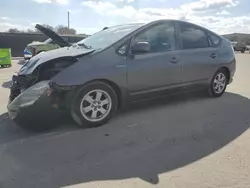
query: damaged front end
7 80 66 131
8 80 53 120
7 49 93 130
8 74 77 131
7 46 95 130
9 72 36 103
9 56 78 103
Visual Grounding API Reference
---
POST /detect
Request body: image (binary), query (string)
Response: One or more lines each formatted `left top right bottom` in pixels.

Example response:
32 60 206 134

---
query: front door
126 21 182 96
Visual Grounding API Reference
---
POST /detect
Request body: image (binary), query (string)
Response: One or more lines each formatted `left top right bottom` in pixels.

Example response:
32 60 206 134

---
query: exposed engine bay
10 57 78 102
8 46 96 130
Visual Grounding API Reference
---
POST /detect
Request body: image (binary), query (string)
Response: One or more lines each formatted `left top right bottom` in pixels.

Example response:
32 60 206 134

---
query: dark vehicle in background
8 20 236 131
231 41 246 53
24 24 87 59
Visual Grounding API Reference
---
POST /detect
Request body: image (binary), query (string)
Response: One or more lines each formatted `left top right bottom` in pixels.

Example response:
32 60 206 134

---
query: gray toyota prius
8 19 236 131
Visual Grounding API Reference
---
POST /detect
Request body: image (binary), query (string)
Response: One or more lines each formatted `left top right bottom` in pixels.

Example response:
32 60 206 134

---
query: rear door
177 22 218 86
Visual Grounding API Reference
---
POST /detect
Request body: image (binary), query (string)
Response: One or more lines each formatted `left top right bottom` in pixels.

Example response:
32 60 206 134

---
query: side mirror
131 42 150 54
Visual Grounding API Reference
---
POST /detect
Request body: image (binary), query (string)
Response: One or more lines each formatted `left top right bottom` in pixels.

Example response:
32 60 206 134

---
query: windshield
76 23 144 49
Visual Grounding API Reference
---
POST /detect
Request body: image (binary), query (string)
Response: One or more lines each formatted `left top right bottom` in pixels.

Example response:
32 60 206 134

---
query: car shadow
0 92 250 188
0 112 74 146
0 112 36 145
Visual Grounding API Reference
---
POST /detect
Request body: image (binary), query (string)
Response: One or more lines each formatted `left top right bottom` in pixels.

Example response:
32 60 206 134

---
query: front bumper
8 81 60 129
9 73 33 103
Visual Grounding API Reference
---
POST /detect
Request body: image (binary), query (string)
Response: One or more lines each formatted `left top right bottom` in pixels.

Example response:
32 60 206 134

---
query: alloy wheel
80 89 112 122
213 73 226 94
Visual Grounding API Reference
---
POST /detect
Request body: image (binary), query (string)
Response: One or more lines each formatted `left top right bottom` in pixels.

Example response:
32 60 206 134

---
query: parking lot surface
0 54 250 188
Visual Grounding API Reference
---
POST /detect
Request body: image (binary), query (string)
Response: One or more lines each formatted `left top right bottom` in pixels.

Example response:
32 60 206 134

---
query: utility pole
67 11 70 29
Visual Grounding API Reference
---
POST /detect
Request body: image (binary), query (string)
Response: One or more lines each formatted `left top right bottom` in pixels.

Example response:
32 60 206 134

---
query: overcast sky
0 0 249 35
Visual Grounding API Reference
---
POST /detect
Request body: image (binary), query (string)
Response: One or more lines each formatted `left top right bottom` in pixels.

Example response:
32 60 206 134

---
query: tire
208 69 228 98
70 81 118 128
2 64 11 68
241 49 245 53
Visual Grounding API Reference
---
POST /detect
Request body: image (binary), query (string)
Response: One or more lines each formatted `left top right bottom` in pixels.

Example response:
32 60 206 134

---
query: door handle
169 57 179 64
210 53 216 58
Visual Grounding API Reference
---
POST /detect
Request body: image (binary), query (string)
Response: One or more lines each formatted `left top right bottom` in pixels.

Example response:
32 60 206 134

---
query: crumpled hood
19 46 95 75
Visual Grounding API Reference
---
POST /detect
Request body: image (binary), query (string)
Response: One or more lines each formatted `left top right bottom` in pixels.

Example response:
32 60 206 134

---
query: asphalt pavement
0 54 250 188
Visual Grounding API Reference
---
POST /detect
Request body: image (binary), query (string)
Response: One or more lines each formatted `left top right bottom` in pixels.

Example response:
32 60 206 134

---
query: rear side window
207 32 221 47
179 23 209 49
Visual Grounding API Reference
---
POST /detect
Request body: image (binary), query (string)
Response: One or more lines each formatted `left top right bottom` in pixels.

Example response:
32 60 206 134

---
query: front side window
179 23 209 49
133 22 176 53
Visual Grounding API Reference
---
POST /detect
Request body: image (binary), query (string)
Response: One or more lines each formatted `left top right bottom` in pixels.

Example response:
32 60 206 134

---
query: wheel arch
218 66 230 82
62 78 126 113
91 79 124 109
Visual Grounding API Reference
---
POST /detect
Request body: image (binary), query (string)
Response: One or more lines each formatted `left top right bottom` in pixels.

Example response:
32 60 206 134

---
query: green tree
8 28 20 33
27 29 35 33
56 25 76 35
